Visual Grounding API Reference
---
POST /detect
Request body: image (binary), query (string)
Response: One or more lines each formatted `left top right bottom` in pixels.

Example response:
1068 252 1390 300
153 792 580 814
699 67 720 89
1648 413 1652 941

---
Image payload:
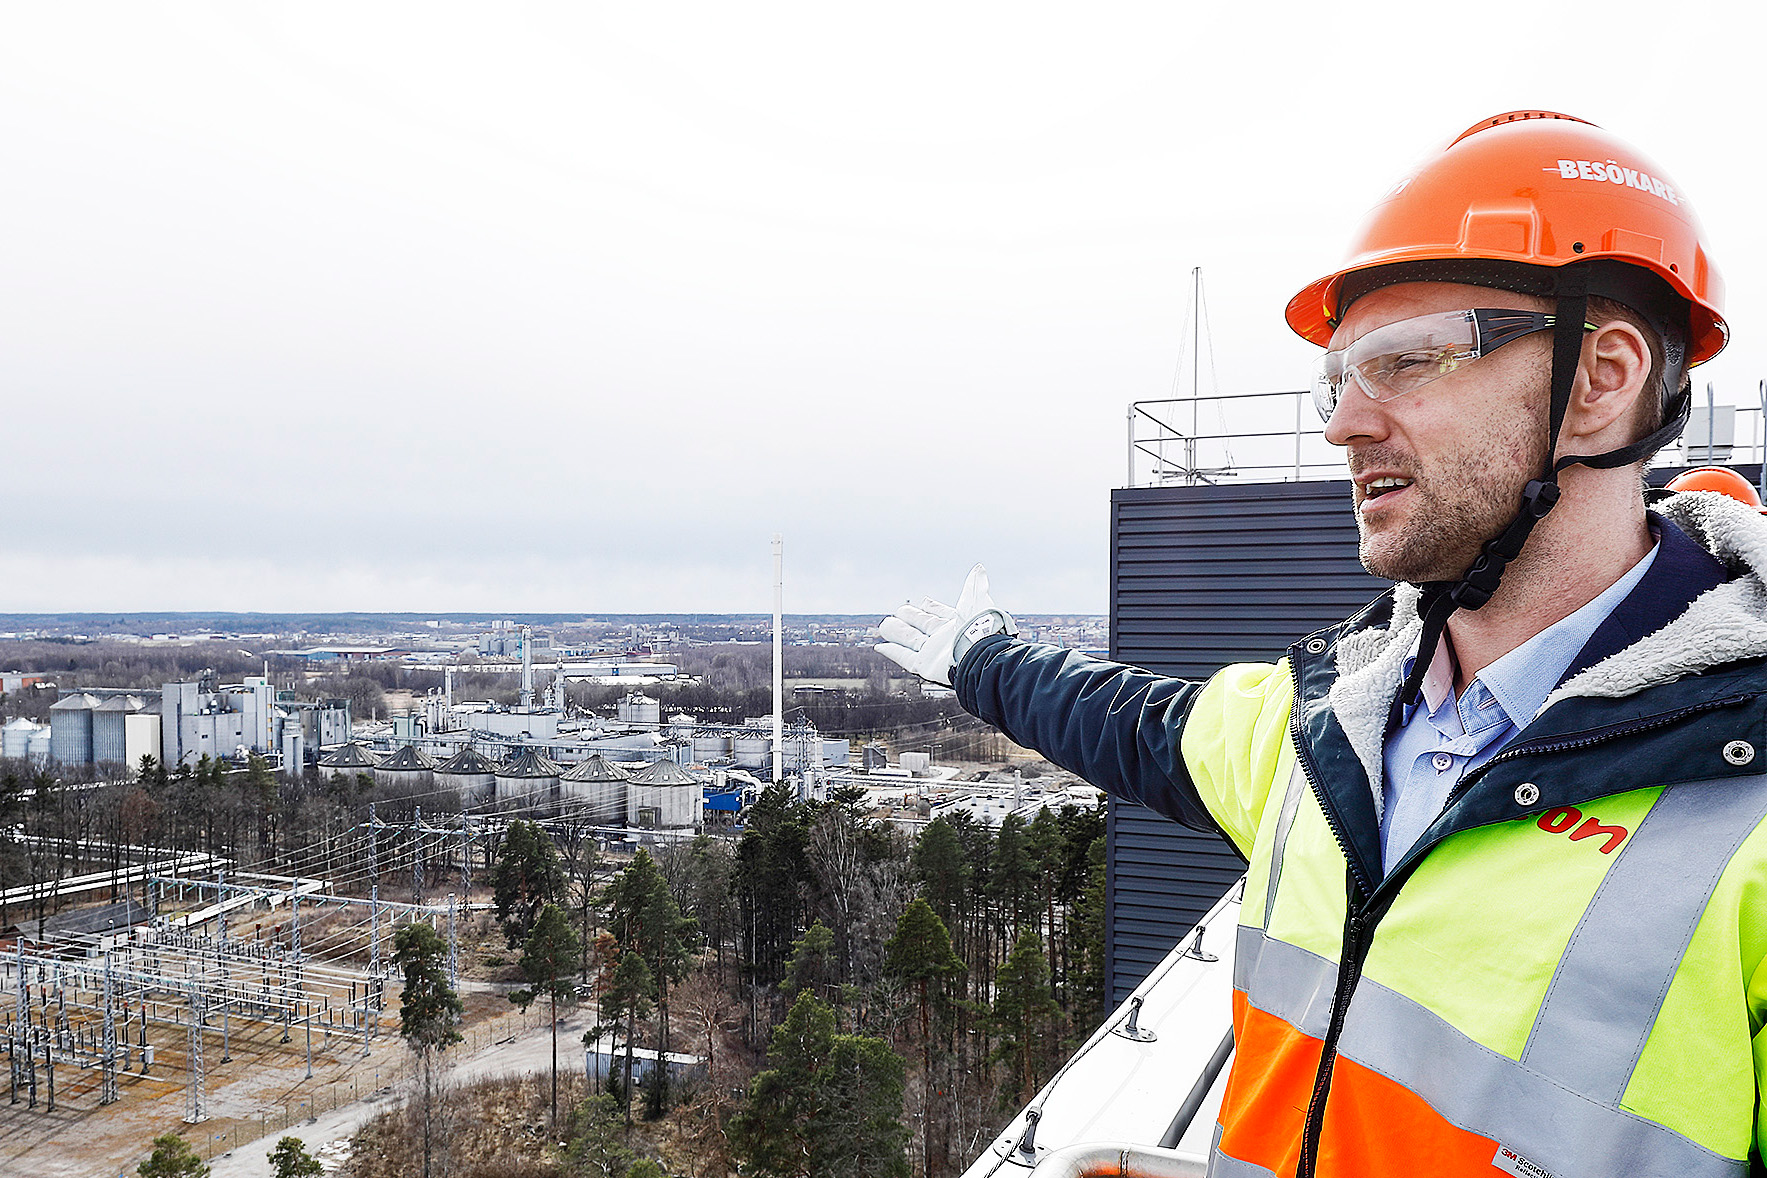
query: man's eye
1388 350 1445 373
1371 348 1461 390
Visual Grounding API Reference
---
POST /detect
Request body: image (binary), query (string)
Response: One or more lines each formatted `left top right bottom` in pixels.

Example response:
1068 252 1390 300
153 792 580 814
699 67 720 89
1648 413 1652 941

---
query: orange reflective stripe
1215 994 1314 1177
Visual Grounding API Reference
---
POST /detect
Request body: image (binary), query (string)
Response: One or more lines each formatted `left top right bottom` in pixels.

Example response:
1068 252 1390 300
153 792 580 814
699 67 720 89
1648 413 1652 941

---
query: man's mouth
1362 476 1414 502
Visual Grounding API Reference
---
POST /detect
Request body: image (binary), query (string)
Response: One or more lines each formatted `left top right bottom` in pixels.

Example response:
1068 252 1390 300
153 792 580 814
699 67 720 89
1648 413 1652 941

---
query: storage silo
25 728 51 763
494 748 563 817
692 730 731 763
435 745 498 811
93 695 146 767
49 693 100 766
732 731 771 770
559 753 630 826
319 741 383 781
616 693 661 725
374 744 437 803
2 718 44 760
627 759 701 833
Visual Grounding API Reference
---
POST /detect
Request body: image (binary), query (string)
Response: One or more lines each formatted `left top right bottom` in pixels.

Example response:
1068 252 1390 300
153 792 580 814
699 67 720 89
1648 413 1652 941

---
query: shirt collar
1415 535 1661 725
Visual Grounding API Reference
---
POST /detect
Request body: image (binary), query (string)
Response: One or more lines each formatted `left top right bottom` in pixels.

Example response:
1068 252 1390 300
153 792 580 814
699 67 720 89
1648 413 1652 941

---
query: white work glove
875 564 1015 688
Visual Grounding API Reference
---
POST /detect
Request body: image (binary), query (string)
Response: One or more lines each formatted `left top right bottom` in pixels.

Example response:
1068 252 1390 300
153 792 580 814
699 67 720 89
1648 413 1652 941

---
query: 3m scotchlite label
1492 1143 1561 1178
1520 774 1767 1104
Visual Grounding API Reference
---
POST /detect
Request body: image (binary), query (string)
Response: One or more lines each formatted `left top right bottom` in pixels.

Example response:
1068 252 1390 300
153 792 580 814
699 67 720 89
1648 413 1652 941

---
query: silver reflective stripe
1233 926 1336 1039
1521 773 1767 1105
1261 761 1309 929
1206 1142 1278 1178
1341 976 1743 1178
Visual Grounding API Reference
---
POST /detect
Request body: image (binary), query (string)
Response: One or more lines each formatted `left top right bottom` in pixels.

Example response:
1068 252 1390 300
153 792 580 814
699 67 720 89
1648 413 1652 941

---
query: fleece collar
1320 491 1767 799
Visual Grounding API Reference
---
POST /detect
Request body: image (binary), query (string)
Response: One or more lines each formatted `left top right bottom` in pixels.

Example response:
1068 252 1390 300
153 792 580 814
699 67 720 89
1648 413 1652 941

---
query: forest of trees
481 785 1108 1177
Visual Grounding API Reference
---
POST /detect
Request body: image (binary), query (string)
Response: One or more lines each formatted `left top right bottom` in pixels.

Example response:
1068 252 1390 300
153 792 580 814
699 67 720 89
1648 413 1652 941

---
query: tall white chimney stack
772 534 784 785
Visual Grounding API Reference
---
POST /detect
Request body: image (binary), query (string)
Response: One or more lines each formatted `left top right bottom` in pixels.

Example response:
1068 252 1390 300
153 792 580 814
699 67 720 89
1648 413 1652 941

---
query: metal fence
1128 382 1767 489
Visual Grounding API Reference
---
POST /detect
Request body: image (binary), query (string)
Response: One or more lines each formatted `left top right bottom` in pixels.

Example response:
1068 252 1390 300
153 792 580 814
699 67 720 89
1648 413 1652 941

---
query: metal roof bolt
1014 1107 1042 1162
1112 995 1158 1043
1305 637 1328 654
1514 783 1540 806
1723 740 1755 766
1182 921 1219 964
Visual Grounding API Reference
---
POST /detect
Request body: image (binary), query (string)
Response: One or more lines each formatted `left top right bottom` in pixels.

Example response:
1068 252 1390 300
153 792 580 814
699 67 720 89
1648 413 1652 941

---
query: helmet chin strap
1392 266 1693 717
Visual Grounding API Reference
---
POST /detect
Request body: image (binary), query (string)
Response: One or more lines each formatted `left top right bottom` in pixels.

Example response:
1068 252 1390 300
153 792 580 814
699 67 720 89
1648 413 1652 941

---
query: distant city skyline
5 5 1763 614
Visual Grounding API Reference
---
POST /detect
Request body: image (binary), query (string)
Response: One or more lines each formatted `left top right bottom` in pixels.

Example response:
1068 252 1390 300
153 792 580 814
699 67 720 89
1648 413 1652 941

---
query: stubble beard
1354 429 1549 585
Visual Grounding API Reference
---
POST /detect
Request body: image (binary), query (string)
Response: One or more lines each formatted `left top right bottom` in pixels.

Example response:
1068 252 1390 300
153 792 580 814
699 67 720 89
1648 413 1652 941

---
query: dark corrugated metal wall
1104 479 1389 1004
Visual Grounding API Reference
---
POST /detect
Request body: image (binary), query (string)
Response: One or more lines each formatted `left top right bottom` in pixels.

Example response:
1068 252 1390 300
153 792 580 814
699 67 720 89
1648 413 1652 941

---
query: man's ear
1565 319 1653 443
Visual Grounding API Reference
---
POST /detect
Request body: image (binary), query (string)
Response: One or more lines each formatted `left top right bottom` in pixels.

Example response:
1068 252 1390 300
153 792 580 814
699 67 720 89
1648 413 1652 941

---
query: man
878 112 1767 1176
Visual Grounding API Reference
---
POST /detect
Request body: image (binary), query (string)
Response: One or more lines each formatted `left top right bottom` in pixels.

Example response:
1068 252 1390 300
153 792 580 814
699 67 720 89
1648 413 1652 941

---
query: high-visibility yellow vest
1187 657 1767 1178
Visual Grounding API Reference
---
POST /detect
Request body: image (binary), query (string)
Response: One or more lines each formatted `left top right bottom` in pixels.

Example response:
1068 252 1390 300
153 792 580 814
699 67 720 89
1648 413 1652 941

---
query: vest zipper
1296 906 1369 1178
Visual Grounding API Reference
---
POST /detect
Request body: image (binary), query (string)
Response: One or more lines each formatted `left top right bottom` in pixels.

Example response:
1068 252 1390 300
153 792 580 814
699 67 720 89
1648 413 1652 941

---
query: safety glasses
1311 309 1593 421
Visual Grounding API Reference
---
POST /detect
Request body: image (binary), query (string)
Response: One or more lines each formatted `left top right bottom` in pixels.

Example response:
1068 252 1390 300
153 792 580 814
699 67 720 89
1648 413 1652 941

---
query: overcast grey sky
3 3 1762 616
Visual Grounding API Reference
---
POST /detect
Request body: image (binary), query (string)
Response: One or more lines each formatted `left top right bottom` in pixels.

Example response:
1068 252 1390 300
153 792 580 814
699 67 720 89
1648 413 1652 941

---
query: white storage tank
373 744 438 797
627 758 701 832
49 693 100 766
93 696 147 767
692 731 732 763
494 748 563 817
560 753 631 825
319 741 383 779
2 718 44 760
25 728 51 763
732 732 771 770
616 693 661 725
435 745 497 811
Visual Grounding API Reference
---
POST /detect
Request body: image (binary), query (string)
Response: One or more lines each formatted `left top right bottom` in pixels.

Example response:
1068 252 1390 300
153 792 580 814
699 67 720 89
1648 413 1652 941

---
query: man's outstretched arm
952 632 1220 834
877 564 1235 839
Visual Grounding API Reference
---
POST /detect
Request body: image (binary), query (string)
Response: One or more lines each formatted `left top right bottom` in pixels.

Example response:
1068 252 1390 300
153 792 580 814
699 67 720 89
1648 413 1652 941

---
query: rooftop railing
1127 383 1767 488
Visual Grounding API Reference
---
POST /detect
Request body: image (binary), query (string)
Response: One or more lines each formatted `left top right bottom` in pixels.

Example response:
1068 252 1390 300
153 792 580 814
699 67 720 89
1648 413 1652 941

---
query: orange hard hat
1286 111 1726 367
1665 466 1766 510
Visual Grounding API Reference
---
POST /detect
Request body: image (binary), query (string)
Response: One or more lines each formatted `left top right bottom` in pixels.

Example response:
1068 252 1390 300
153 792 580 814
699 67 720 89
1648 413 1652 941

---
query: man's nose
1323 382 1390 448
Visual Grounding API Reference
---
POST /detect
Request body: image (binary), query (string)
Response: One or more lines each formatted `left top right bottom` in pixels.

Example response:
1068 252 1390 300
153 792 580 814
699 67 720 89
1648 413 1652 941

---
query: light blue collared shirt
1379 542 1659 873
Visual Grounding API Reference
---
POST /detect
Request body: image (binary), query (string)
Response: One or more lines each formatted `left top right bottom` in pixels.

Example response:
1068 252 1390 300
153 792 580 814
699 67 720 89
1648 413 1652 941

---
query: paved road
206 1007 597 1177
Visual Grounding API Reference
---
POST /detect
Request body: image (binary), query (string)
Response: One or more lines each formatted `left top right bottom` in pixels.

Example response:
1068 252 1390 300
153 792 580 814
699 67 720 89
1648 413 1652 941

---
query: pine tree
268 1136 323 1178
1070 836 1108 1025
1027 807 1064 999
137 1133 208 1177
782 920 839 1006
512 902 584 1136
492 820 566 947
604 950 655 1126
563 1092 634 1178
910 818 970 936
991 928 1060 1107
883 898 965 1178
730 991 909 1178
603 848 697 1117
816 1035 910 1178
733 785 812 1003
990 816 1038 943
730 990 835 1176
394 921 464 1178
